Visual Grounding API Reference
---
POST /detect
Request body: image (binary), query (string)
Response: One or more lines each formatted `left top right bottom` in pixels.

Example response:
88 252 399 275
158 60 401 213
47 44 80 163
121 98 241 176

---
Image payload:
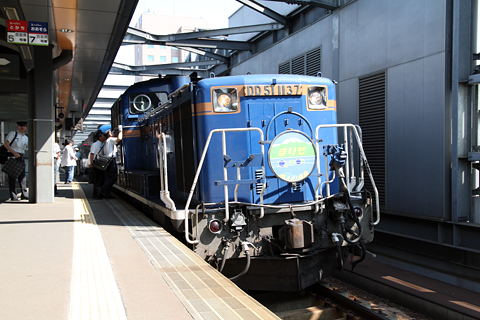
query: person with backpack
3 121 29 201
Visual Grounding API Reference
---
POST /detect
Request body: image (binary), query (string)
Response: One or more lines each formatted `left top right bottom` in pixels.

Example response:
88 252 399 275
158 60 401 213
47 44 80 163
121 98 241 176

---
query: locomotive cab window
213 88 238 113
307 86 327 110
129 92 168 115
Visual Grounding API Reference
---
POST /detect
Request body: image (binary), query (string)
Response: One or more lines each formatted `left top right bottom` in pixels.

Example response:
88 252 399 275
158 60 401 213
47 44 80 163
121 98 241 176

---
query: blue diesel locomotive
112 74 379 291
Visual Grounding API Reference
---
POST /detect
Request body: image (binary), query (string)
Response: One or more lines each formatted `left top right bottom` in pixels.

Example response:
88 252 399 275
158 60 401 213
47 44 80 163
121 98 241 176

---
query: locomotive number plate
244 85 302 96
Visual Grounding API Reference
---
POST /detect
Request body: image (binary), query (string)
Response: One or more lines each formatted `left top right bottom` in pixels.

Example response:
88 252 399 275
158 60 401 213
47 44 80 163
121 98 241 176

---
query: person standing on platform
3 121 29 201
89 128 107 198
53 140 61 194
97 125 122 199
61 139 77 184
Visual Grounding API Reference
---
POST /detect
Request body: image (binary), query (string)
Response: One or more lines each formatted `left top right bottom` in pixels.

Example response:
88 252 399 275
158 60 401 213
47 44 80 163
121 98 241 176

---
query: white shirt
103 137 118 158
61 145 77 167
53 143 61 158
90 140 103 157
6 130 28 153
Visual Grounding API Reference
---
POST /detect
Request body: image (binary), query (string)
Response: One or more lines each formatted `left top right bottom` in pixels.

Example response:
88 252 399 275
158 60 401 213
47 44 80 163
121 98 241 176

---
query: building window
160 56 166 62
160 45 166 49
148 44 154 49
147 55 154 62
172 57 179 63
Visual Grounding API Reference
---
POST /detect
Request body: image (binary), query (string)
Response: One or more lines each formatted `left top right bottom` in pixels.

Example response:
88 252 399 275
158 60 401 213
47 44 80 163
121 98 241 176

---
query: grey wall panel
340 0 446 82
387 54 446 218
422 53 447 218
386 64 406 212
339 2 359 81
337 77 359 125
403 58 426 214
231 17 334 78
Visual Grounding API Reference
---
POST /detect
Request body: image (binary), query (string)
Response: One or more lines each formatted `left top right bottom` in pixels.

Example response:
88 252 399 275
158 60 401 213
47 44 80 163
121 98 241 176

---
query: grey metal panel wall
231 16 334 79
340 1 446 81
386 54 447 218
337 78 358 125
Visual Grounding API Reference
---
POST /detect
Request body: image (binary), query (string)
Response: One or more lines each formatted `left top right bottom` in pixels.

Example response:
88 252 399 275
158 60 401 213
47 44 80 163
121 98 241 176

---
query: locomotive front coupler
230 207 247 233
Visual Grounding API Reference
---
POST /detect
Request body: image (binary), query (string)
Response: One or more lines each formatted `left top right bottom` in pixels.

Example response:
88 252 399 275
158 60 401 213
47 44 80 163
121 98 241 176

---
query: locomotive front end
184 74 379 291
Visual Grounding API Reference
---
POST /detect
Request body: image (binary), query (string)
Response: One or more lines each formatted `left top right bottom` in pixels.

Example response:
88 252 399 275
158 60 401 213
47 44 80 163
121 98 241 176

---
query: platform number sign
28 21 48 46
7 20 28 45
6 20 48 46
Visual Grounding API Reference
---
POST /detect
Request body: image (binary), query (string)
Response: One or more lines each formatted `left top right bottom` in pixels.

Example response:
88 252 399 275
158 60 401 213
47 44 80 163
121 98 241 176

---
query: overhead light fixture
5 7 20 20
62 79 70 81
0 58 10 66
59 29 74 33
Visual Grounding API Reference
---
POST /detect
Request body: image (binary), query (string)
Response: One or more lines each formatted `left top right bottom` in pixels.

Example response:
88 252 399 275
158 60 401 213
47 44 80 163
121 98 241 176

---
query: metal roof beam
123 37 252 51
110 68 209 78
174 46 229 63
110 62 215 77
125 23 283 42
262 0 355 10
235 0 287 24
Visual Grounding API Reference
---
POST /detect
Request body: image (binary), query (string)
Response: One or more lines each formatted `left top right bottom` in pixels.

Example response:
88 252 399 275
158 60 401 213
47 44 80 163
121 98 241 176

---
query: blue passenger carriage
112 73 379 291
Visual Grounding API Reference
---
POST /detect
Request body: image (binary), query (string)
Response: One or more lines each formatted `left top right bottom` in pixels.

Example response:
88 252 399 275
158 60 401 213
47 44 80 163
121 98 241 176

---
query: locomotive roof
198 74 334 87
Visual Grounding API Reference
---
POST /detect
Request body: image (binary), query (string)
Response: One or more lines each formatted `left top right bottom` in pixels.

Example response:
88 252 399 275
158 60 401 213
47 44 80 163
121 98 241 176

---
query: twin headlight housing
212 86 326 112
307 86 327 109
213 88 238 113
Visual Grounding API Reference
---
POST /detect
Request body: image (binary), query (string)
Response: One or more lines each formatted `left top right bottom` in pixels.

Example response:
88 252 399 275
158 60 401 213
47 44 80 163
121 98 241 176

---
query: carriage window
129 92 168 115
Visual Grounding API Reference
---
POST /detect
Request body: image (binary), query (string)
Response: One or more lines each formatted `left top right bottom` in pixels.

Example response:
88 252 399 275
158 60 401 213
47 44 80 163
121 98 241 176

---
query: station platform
0 180 280 320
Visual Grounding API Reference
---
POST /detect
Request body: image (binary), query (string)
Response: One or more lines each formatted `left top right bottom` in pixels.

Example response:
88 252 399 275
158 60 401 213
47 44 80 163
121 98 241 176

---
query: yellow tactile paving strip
69 183 128 320
105 199 280 320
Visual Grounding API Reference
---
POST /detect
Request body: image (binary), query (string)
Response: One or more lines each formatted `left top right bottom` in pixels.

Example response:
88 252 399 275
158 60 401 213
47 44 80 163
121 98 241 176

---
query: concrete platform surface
0 179 279 320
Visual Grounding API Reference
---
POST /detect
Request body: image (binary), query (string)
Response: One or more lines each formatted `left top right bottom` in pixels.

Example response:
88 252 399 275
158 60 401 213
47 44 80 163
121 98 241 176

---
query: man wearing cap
97 125 122 199
4 121 29 201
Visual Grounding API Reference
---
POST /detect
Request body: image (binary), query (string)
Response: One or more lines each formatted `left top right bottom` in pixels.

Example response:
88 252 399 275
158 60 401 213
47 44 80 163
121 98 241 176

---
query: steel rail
310 283 390 320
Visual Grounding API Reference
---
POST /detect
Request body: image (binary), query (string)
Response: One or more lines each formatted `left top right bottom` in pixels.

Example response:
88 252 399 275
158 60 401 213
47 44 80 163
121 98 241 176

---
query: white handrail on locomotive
183 127 267 245
181 126 379 245
158 132 176 211
315 123 380 225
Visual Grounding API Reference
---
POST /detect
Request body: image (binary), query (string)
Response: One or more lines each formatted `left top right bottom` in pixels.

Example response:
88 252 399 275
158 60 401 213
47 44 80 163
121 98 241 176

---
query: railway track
250 282 393 320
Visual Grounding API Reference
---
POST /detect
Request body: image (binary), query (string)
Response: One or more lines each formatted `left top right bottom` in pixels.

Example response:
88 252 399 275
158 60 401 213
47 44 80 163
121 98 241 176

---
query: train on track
110 73 380 291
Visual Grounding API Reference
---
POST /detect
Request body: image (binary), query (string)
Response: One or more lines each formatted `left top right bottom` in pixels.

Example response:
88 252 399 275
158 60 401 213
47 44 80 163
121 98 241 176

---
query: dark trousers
93 167 105 198
99 161 117 196
9 166 28 200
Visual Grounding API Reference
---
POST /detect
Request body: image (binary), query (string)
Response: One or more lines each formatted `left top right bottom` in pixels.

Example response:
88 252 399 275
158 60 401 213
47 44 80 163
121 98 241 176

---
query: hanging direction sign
28 21 49 46
7 20 28 45
6 20 48 46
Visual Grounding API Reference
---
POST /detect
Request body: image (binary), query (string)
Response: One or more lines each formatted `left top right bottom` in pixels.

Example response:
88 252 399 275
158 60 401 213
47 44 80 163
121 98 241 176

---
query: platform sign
7 20 28 45
28 21 48 46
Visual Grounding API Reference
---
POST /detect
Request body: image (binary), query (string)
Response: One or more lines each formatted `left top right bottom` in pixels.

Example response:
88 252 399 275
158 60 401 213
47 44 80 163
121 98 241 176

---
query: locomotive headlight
217 94 231 108
208 219 223 234
213 88 238 112
307 86 327 109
